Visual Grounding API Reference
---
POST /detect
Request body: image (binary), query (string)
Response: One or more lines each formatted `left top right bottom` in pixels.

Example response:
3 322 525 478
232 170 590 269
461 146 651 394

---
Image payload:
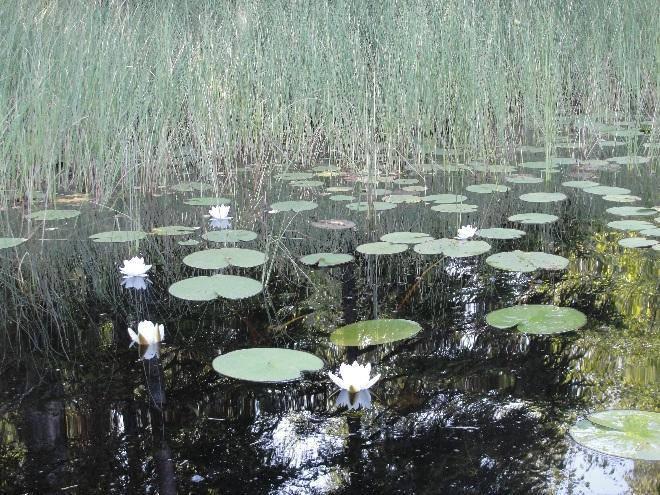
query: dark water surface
0 145 659 494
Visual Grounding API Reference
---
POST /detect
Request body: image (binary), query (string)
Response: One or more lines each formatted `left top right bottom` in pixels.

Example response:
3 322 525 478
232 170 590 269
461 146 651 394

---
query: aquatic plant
328 361 380 393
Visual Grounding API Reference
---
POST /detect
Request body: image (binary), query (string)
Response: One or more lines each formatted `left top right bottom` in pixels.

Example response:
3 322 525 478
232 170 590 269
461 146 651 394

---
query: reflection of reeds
1 1 657 197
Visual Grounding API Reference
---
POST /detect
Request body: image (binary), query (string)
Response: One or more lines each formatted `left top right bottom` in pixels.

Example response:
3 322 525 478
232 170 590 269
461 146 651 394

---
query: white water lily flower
455 225 478 240
328 361 380 393
209 204 232 220
119 256 152 277
127 320 165 347
335 389 372 410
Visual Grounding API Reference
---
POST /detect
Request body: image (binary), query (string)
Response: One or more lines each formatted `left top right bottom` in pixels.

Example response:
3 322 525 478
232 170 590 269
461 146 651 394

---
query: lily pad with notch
508 213 559 225
476 228 526 240
168 274 263 301
330 319 422 346
380 232 434 244
486 304 586 334
300 253 355 267
270 200 318 212
486 250 568 272
212 348 324 383
183 248 267 269
356 242 408 255
414 238 491 258
152 226 198 236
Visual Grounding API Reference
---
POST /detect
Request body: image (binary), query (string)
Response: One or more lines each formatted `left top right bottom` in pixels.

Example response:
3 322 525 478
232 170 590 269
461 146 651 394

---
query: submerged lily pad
27 209 80 221
486 304 586 334
431 203 478 213
203 230 258 242
310 219 356 230
508 213 559 225
0 238 27 249
183 248 266 269
212 348 323 383
414 238 491 257
270 200 318 212
519 192 567 203
569 410 660 460
476 228 526 240
183 197 231 206
607 220 655 231
330 319 422 346
606 206 657 217
466 184 509 194
152 225 198 236
583 186 631 196
486 251 569 272
356 242 408 255
618 237 658 248
346 201 397 211
90 231 147 243
300 253 355 267
168 274 263 300
380 232 434 244
423 193 467 203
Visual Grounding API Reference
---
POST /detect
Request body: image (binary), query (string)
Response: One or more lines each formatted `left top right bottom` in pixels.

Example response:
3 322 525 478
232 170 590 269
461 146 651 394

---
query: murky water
0 142 659 494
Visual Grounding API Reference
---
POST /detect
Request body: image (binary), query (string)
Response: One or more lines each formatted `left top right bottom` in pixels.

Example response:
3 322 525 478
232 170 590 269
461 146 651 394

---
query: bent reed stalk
0 0 657 199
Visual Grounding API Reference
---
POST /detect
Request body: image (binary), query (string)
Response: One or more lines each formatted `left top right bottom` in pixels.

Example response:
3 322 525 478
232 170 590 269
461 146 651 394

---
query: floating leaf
0 238 27 249
392 178 419 185
290 180 324 187
607 156 651 165
383 194 422 204
508 213 559 225
583 186 631 196
562 180 600 189
413 238 491 257
380 232 434 244
310 219 356 230
90 231 147 243
607 220 655 231
476 228 526 240
346 201 396 211
183 248 266 269
569 410 660 460
178 239 200 246
423 193 467 203
152 225 198 236
506 175 544 184
618 237 658 248
212 348 323 382
270 200 318 212
183 197 231 206
486 304 586 334
300 253 354 267
330 319 422 346
329 194 355 202
606 206 657 217
431 203 478 213
520 161 558 171
203 230 258 242
27 209 80 221
275 172 315 181
168 274 263 300
326 186 353 193
486 251 568 272
356 242 407 255
466 183 509 194
402 185 427 192
602 195 641 203
519 192 567 203
639 227 660 237
551 157 579 166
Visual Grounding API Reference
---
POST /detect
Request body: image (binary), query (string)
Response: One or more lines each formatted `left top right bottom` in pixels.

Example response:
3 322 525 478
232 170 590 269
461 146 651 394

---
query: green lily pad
466 183 509 194
329 194 355 201
486 250 569 272
569 410 660 460
583 186 632 196
203 230 258 242
212 348 323 382
470 164 516 173
168 274 263 300
26 209 80 221
0 237 27 249
506 175 544 184
607 220 655 231
270 200 318 212
183 197 231 206
90 231 147 243
383 194 423 204
608 156 651 165
380 232 434 244
519 192 567 203
551 157 579 166
171 182 207 192
402 185 427 192
413 238 491 257
602 195 641 203
330 319 422 346
423 193 467 203
639 228 660 237
152 225 198 236
431 203 478 213
290 180 324 187
486 304 586 334
562 180 600 189
356 242 408 255
178 239 200 246
310 219 356 230
183 248 266 269
508 213 559 224
476 228 526 240
326 186 353 193
618 237 658 248
606 206 657 217
274 172 315 181
300 253 354 267
346 201 397 211
598 140 624 147
520 161 558 170
393 178 419 185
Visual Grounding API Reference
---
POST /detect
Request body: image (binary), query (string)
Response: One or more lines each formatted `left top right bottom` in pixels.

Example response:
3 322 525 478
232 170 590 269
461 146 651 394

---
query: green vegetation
1 0 657 198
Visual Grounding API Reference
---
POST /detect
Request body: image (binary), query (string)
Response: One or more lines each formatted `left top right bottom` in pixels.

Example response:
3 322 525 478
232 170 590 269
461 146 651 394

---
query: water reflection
120 275 151 290
335 389 372 410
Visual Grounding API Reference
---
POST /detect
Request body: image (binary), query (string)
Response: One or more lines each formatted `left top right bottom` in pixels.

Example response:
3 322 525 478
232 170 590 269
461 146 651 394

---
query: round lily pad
520 161 558 170
329 194 355 202
310 219 356 230
618 237 658 248
300 253 355 267
183 248 266 269
551 157 579 166
414 238 491 258
346 201 397 211
178 239 200 246
274 172 315 181
393 178 419 185
290 180 324 188
0 238 27 249
356 242 408 255
569 410 660 460
562 180 600 189
168 274 263 300
212 348 323 383
330 319 422 346
508 213 559 225
486 304 586 334
152 225 198 236
606 206 657 217
476 228 526 240
639 227 660 237
506 175 544 184
602 195 641 203
90 231 147 243
380 232 434 244
486 251 569 272
383 194 423 204
326 186 353 193
608 156 651 165
183 197 231 206
607 220 655 231
402 185 427 192
270 200 318 212
431 203 478 213
583 186 631 196
466 184 509 194
423 193 467 203
203 230 258 242
27 209 80 221
519 192 567 203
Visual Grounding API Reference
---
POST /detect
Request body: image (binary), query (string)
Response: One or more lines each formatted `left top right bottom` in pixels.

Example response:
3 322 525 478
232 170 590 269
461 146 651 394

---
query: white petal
366 373 381 389
127 328 139 344
328 371 348 390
